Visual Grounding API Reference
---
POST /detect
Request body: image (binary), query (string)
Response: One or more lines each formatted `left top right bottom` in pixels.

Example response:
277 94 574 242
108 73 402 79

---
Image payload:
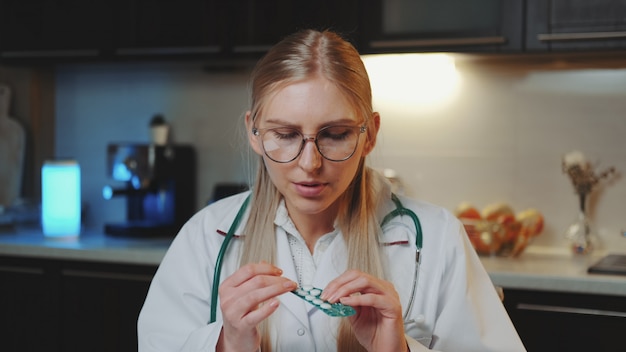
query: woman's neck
288 208 336 254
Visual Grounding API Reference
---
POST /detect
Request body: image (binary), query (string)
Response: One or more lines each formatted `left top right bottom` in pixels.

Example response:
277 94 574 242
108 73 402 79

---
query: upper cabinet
114 0 226 59
0 0 113 61
2 0 626 64
526 0 626 51
0 0 358 64
228 0 359 56
359 0 524 54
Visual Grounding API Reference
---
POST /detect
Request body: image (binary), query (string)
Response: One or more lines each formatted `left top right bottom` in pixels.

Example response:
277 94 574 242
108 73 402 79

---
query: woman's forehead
257 78 359 126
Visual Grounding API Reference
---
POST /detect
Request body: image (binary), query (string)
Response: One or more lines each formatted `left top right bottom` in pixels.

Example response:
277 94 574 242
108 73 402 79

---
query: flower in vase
562 150 615 197
561 150 616 254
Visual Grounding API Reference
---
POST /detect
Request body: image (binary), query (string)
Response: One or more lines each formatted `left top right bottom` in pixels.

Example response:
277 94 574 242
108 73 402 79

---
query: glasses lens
316 126 360 161
261 128 303 162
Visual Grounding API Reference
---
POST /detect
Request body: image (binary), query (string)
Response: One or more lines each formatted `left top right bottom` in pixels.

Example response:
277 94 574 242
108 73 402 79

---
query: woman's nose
298 138 322 171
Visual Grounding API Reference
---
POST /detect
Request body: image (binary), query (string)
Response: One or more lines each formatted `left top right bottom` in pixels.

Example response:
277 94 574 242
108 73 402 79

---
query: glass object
41 160 81 238
564 193 596 255
252 125 366 163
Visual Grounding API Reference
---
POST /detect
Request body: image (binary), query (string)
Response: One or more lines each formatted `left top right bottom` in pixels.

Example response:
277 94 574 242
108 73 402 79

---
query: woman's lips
294 182 326 197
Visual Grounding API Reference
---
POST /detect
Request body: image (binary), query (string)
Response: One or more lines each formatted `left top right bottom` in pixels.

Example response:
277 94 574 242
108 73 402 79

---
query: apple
516 208 544 237
464 219 503 255
454 202 482 220
481 202 514 222
496 213 521 243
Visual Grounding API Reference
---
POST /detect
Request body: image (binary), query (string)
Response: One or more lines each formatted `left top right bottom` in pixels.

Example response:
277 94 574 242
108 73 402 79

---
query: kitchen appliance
103 143 196 237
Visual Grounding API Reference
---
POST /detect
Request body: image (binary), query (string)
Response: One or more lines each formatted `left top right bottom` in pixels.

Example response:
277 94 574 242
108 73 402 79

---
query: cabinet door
0 0 110 60
0 256 60 352
503 289 626 351
227 0 359 56
527 0 626 51
114 0 225 58
360 0 523 54
60 262 157 352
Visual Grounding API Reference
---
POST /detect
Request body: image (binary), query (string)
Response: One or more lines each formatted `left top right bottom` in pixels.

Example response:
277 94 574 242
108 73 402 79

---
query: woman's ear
245 111 264 156
363 112 381 156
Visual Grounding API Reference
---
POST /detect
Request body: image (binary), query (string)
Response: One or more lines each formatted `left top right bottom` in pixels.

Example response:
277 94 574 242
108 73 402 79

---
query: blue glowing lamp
42 160 81 237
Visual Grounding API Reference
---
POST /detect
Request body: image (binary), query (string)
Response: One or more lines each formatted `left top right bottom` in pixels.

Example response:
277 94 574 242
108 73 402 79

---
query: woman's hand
216 262 297 352
321 270 408 352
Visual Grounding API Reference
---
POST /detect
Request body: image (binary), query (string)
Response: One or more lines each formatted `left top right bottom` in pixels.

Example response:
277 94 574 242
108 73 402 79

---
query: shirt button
297 328 305 336
415 314 425 324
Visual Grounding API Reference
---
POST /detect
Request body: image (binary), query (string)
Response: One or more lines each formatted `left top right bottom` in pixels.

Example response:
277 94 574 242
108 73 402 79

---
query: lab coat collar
214 192 252 237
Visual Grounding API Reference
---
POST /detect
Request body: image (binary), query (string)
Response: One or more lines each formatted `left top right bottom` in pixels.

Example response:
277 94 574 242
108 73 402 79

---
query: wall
54 55 626 253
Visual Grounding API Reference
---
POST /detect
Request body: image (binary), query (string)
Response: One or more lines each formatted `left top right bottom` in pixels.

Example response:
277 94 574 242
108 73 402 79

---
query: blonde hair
241 29 386 352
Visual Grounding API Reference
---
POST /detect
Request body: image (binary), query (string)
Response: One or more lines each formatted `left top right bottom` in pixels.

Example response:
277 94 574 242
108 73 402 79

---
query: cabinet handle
0 49 99 59
517 303 626 318
538 31 626 42
369 36 507 49
231 45 273 54
115 46 221 56
0 265 44 275
62 269 153 282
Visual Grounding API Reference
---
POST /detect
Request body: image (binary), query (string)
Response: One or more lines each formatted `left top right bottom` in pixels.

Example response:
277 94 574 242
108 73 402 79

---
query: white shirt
138 181 526 351
278 200 338 287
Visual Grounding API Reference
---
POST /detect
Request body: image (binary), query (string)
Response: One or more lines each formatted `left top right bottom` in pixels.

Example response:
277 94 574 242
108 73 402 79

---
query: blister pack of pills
291 286 356 317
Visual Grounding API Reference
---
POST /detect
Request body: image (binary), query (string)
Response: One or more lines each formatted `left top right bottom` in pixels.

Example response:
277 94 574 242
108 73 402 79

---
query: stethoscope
209 193 423 324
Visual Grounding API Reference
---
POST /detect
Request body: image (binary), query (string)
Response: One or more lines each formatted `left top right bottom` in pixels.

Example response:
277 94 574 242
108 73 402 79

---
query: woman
138 29 525 352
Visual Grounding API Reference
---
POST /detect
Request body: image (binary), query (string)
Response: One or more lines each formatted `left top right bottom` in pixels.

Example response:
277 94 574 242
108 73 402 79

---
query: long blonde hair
241 29 386 352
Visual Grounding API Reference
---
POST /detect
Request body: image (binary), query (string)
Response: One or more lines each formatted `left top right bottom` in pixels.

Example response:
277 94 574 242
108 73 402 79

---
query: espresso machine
102 143 196 237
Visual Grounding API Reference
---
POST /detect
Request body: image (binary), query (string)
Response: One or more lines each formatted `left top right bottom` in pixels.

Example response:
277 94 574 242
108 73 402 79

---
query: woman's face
247 76 379 225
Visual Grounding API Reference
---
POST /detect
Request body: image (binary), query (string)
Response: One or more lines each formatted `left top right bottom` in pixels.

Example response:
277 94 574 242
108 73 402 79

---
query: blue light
42 160 81 237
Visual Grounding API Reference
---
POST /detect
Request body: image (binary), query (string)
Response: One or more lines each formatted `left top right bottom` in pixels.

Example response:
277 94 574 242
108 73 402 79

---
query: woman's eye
320 127 351 141
271 129 300 140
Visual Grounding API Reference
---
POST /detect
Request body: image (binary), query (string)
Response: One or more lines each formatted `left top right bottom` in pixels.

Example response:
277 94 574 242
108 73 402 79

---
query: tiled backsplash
54 55 626 252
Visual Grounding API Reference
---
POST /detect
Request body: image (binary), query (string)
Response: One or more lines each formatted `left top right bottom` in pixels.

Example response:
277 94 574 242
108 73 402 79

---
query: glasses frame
252 124 367 163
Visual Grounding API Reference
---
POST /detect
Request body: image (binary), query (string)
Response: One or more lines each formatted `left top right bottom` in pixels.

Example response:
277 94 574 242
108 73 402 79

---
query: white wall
55 55 626 253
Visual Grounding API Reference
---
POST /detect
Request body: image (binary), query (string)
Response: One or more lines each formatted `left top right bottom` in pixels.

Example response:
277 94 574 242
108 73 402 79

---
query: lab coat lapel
276 229 311 330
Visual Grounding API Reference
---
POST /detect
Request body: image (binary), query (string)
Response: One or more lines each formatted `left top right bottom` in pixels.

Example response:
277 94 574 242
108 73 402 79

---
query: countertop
1 227 625 296
0 226 171 266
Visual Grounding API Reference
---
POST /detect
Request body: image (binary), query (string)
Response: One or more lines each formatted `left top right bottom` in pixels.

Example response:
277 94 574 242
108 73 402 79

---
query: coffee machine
102 143 196 237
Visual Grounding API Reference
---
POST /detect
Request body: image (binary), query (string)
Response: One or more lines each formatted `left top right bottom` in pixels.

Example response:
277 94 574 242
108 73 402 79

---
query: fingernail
284 280 297 289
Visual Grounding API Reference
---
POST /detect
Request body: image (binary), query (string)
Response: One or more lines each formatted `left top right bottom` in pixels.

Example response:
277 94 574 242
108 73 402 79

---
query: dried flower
562 150 615 196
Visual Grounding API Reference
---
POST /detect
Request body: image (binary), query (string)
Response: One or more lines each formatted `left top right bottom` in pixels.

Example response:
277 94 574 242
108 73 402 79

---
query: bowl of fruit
454 202 544 257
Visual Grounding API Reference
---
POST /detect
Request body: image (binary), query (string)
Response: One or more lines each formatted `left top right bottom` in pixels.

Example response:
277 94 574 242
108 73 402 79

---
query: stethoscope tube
208 193 423 324
209 194 251 324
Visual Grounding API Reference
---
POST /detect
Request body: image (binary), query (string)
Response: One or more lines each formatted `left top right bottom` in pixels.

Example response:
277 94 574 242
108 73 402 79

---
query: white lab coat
138 188 526 351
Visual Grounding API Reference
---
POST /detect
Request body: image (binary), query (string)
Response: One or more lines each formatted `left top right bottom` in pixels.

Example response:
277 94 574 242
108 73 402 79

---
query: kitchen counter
480 246 626 296
0 226 172 266
1 227 625 296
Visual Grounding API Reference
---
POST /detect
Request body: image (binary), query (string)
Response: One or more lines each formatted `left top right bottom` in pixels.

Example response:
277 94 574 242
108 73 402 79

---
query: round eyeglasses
252 125 367 163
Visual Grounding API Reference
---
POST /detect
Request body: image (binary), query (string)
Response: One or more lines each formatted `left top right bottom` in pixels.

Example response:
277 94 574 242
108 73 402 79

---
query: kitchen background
1 0 626 255
3 51 625 253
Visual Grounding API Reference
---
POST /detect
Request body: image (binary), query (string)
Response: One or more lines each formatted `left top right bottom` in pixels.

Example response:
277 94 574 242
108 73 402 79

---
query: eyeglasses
252 124 367 163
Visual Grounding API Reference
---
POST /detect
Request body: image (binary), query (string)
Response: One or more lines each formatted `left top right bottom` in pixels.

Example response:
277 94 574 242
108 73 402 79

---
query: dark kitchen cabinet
503 288 626 352
359 0 524 54
0 257 59 352
228 0 360 56
0 0 360 64
526 0 626 51
114 0 226 59
0 0 112 61
0 255 157 352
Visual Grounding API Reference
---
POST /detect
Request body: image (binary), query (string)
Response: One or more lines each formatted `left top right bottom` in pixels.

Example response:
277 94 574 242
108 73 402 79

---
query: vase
564 193 596 255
